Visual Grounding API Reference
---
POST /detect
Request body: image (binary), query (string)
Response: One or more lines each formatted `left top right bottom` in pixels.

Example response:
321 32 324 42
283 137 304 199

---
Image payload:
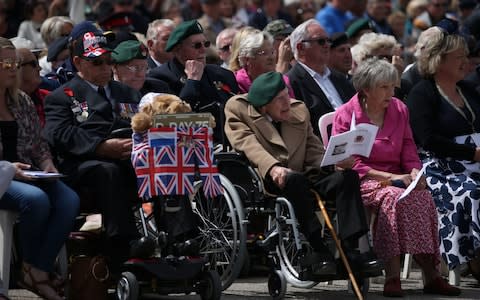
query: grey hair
357 32 398 57
146 19 175 41
417 29 468 77
40 16 75 46
0 37 20 103
238 31 273 67
216 27 237 47
352 58 398 91
290 18 320 60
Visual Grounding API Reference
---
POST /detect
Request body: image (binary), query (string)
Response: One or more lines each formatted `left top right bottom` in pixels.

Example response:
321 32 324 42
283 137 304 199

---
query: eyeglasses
302 37 332 46
191 41 211 49
218 44 231 52
124 65 148 73
0 59 20 70
20 60 39 68
84 58 113 66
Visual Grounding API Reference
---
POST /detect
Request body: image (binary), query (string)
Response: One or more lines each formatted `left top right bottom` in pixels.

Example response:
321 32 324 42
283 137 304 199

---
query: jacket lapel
293 64 335 111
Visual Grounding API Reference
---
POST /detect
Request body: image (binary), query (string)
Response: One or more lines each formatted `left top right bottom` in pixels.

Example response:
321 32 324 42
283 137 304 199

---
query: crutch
311 189 364 300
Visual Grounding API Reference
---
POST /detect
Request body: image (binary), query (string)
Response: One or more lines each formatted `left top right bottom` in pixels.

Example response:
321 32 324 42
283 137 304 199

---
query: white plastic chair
0 210 17 297
318 112 336 149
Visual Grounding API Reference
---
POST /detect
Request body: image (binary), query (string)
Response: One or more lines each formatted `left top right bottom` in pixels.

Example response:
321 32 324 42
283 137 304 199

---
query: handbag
69 255 110 300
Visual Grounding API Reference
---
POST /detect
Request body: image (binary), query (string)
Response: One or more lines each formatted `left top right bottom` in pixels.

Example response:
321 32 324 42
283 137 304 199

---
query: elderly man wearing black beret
147 19 239 144
224 71 382 279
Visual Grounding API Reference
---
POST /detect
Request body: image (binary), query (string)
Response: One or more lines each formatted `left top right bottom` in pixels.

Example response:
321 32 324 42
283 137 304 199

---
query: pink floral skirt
361 179 440 264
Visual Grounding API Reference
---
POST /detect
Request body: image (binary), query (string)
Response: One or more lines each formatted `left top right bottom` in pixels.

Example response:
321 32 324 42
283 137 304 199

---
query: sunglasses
192 41 211 49
302 37 332 46
21 60 39 68
84 58 113 66
0 59 20 70
124 65 148 73
218 44 231 52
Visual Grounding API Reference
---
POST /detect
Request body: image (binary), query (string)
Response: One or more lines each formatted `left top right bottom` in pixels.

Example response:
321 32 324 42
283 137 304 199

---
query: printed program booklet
320 113 379 167
23 171 65 179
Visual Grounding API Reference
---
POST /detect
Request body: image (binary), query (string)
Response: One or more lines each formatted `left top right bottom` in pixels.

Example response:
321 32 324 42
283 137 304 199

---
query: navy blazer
287 63 355 136
147 58 239 142
44 76 141 170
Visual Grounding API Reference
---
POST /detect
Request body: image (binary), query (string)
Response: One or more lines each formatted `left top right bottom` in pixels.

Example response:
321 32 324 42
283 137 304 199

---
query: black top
407 79 480 160
0 120 18 162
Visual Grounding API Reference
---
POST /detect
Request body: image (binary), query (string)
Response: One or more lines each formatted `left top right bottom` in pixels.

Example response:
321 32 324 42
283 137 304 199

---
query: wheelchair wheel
192 174 247 290
268 270 286 300
199 270 222 300
268 200 318 289
116 271 140 300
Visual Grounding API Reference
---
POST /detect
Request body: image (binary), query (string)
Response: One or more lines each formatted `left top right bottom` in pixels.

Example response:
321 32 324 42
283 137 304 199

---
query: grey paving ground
6 269 480 299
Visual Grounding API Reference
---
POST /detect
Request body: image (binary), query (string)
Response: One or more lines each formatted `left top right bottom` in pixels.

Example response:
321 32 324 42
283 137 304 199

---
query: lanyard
436 83 476 133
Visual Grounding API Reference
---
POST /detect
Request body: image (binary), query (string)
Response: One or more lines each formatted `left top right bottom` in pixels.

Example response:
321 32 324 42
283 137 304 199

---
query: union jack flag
131 126 223 199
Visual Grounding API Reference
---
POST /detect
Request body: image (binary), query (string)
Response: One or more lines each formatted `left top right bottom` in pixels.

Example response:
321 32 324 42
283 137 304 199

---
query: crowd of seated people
1 1 480 299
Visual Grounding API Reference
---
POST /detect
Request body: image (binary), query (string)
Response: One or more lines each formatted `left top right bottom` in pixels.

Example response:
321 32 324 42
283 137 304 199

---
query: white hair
146 19 175 41
290 19 320 60
238 31 273 67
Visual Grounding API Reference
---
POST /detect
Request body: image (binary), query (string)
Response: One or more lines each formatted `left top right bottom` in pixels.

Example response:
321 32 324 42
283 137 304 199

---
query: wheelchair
215 151 382 300
116 123 248 300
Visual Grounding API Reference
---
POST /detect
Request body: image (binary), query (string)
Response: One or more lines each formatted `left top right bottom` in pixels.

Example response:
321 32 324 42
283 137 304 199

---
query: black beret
248 72 286 107
330 32 349 49
165 20 204 52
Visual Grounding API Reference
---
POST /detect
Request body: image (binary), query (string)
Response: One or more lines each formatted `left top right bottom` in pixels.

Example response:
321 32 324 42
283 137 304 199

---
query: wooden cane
311 189 364 300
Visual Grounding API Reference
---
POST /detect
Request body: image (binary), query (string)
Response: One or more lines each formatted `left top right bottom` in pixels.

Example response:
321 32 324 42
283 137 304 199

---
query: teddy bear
131 94 192 132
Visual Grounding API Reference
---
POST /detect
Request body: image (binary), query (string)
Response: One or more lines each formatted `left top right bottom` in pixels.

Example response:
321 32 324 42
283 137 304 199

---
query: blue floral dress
421 137 480 269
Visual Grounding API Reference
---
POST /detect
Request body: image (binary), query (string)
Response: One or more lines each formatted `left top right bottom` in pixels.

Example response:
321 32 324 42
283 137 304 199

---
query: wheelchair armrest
108 127 133 139
214 151 250 166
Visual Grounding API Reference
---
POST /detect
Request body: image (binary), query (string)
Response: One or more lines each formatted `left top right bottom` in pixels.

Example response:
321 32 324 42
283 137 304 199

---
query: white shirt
298 62 344 110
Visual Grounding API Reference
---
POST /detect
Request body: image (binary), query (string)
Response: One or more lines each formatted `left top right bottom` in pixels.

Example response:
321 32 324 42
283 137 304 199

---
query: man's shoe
129 237 156 259
423 277 461 296
300 251 336 276
345 249 384 273
383 277 403 297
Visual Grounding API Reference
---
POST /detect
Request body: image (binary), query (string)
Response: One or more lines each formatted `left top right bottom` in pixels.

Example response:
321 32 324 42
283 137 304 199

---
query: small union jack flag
131 126 223 199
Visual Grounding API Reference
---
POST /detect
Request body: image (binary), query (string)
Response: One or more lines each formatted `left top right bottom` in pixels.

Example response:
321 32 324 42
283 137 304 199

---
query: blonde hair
228 26 259 72
417 30 468 77
0 37 19 103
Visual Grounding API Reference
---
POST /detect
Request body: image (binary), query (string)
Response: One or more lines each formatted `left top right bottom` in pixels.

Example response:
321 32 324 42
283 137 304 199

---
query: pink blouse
332 93 421 178
234 68 295 98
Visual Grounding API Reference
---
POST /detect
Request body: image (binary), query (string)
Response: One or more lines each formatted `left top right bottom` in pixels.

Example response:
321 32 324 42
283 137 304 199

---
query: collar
298 61 330 80
85 80 109 94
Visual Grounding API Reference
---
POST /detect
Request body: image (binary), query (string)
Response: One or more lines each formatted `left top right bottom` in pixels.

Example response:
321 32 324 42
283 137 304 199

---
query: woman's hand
40 159 58 173
12 162 35 181
410 168 427 190
391 173 411 187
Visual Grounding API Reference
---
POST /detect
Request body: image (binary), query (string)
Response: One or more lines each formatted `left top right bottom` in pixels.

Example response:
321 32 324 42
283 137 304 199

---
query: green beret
165 20 204 52
248 72 286 107
111 40 147 63
346 18 374 38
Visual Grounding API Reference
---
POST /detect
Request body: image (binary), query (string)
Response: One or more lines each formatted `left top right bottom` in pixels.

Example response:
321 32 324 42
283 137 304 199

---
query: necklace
361 97 384 127
436 83 476 133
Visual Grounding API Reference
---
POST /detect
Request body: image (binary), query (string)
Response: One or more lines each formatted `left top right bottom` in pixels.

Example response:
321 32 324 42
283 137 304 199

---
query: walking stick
311 189 364 300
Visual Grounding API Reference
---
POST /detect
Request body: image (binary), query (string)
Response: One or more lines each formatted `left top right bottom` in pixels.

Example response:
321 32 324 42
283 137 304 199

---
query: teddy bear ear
141 103 153 115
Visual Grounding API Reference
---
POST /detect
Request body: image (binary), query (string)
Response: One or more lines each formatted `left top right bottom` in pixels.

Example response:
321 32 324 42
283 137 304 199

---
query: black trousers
265 169 368 244
67 159 140 240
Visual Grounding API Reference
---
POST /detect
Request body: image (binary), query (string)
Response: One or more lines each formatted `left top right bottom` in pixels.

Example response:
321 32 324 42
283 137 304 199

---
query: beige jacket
224 94 325 180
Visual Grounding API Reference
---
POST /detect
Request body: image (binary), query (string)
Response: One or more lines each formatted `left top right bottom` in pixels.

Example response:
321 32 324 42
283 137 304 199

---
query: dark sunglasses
192 41 211 49
302 37 332 46
218 44 231 52
84 58 113 66
21 60 39 68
